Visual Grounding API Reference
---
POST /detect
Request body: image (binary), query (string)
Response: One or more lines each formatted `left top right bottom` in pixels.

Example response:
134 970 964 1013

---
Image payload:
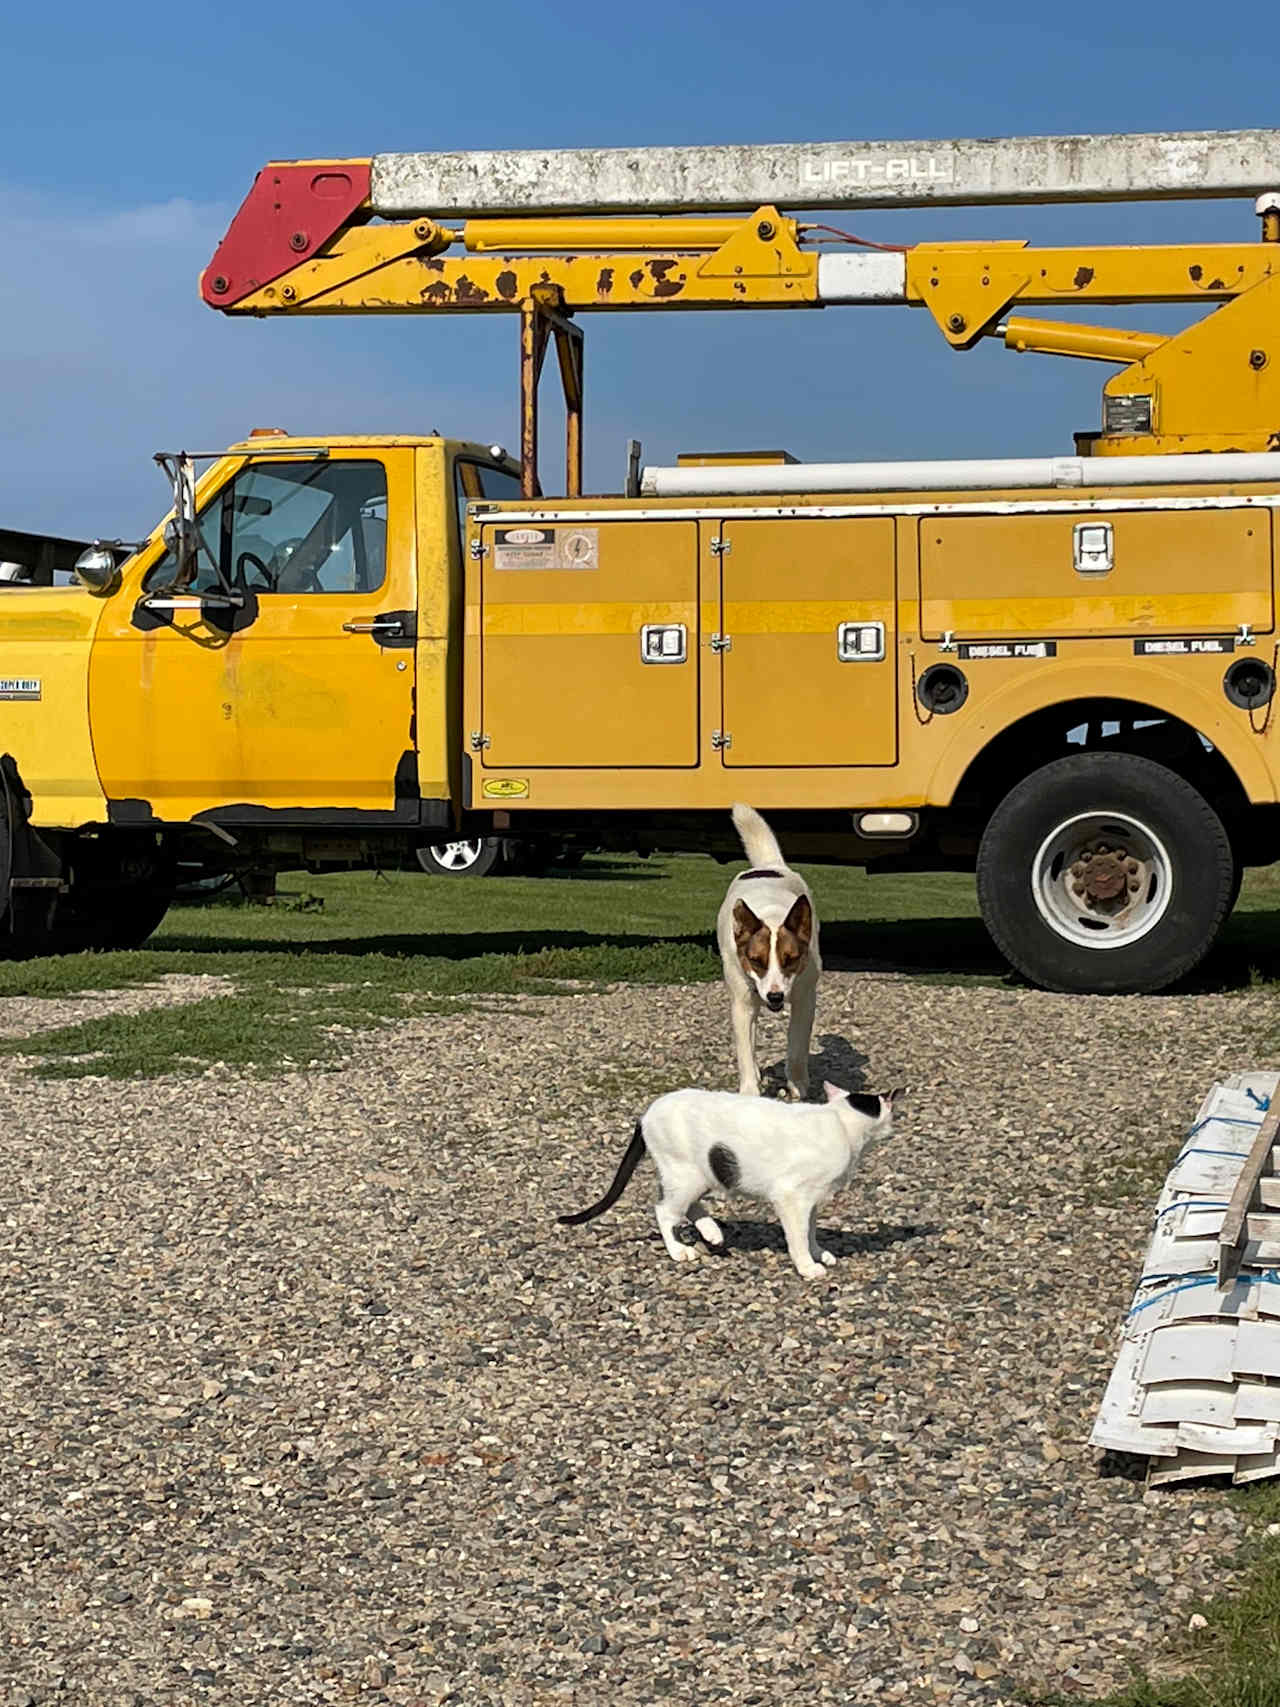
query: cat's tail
556 1121 646 1226
731 802 785 869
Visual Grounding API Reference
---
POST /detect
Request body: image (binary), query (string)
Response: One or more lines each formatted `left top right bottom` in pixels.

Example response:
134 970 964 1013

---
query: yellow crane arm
200 148 1280 489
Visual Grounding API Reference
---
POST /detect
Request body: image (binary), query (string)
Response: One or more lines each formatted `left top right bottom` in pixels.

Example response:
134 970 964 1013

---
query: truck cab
0 435 520 951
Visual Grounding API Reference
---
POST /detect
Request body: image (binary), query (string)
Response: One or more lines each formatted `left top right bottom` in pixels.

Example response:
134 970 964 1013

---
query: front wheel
416 837 502 878
976 753 1235 994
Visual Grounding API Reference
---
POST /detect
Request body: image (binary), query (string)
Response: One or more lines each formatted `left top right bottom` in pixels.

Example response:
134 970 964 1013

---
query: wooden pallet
1218 1099 1280 1288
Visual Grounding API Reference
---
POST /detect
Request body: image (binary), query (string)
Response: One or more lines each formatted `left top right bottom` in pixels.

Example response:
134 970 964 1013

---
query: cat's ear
823 1081 845 1103
887 1085 909 1107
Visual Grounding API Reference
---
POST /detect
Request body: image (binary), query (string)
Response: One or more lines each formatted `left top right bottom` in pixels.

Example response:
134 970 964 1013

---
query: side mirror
154 451 201 590
74 544 121 593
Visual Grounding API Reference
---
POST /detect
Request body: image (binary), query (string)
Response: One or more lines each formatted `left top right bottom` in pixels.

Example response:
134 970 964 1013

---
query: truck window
144 459 388 595
454 460 522 537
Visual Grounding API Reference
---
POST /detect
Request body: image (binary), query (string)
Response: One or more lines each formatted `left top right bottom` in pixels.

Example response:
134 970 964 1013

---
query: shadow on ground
152 903 1280 994
154 915 1005 970
704 1219 938 1260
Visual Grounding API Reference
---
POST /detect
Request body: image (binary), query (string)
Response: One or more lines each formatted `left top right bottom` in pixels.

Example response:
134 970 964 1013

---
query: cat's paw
667 1242 699 1263
819 1249 837 1267
795 1261 828 1281
694 1215 724 1248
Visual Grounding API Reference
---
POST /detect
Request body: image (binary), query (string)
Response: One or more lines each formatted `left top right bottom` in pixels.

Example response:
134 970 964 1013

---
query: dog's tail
731 802 785 870
556 1121 647 1227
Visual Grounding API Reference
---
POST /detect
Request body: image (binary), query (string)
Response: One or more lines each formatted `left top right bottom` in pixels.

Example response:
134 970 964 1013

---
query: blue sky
2 0 1278 537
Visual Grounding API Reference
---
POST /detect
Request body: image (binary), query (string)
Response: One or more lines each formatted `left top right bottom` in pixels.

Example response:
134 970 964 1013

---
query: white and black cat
557 1082 904 1280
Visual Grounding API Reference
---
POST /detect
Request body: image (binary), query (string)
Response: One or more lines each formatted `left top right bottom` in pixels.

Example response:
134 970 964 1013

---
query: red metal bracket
201 161 373 309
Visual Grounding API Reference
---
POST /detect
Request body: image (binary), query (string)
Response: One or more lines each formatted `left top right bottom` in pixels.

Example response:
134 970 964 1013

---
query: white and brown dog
716 804 821 1100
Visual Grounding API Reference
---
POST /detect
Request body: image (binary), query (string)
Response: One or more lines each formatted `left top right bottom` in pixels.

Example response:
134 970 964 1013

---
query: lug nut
1126 859 1139 874
1128 878 1141 892
1072 882 1086 897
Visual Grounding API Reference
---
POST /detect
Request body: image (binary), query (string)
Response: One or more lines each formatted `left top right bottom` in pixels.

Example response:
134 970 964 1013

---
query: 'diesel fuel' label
1134 637 1236 656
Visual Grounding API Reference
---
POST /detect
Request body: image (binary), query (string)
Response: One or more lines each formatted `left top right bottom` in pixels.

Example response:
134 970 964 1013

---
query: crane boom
204 131 1280 495
372 129 1280 217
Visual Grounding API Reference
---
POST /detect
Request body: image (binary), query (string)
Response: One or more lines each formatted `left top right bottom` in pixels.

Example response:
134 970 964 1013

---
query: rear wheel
976 752 1235 994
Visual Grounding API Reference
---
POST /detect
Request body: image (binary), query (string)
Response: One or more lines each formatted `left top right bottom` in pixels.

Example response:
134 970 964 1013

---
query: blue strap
1154 1197 1230 1222
1128 1274 1220 1316
1185 1115 1264 1138
1246 1088 1272 1111
1176 1145 1261 1163
1126 1268 1280 1320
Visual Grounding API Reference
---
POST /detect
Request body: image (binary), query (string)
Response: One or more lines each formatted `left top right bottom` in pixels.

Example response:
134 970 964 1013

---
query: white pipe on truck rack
638 452 1280 499
371 130 1280 218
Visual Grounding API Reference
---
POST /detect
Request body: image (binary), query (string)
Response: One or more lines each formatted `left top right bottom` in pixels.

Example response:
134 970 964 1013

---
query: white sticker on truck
0 678 41 700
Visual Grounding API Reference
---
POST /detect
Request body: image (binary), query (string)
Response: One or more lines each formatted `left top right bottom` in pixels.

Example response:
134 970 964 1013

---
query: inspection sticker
492 527 598 570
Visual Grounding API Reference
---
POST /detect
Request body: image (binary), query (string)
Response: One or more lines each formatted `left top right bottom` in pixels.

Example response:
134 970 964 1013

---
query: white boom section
371 129 1280 218
639 451 1280 499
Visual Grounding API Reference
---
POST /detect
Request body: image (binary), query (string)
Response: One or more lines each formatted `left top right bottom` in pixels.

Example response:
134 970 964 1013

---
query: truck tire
416 837 502 878
976 752 1235 994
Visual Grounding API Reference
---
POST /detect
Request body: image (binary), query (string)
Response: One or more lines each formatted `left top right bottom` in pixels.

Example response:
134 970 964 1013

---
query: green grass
0 856 986 1078
4 853 1280 1080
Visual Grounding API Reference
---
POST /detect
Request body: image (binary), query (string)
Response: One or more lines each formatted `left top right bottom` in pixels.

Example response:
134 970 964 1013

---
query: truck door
89 450 418 821
478 517 698 767
717 517 897 767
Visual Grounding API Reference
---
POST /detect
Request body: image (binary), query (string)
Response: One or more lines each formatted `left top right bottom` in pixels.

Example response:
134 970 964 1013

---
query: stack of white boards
1090 1071 1280 1484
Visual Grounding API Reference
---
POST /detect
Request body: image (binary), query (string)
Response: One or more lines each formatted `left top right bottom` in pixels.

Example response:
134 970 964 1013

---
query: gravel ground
1 970 1276 1707
0 975 234 1041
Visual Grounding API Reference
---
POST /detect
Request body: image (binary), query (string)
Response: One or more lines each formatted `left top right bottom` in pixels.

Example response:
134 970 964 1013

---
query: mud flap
0 753 63 934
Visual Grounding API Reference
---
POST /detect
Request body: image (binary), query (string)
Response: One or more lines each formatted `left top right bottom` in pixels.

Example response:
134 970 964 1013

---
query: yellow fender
923 657 1278 807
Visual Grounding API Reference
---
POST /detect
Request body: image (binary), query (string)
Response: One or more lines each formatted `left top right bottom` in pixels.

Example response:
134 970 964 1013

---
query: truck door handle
341 610 417 648
640 623 688 663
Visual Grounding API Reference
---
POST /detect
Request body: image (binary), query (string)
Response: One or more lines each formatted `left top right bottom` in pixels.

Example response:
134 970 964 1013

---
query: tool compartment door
479 519 698 767
920 508 1274 638
719 517 897 767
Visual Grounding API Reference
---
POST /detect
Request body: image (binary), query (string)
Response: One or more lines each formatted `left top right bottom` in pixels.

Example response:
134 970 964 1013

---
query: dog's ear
732 899 763 947
782 893 812 946
823 1080 845 1103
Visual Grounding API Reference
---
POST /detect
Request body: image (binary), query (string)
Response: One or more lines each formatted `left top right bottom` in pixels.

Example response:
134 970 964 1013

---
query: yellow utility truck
6 128 1280 992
